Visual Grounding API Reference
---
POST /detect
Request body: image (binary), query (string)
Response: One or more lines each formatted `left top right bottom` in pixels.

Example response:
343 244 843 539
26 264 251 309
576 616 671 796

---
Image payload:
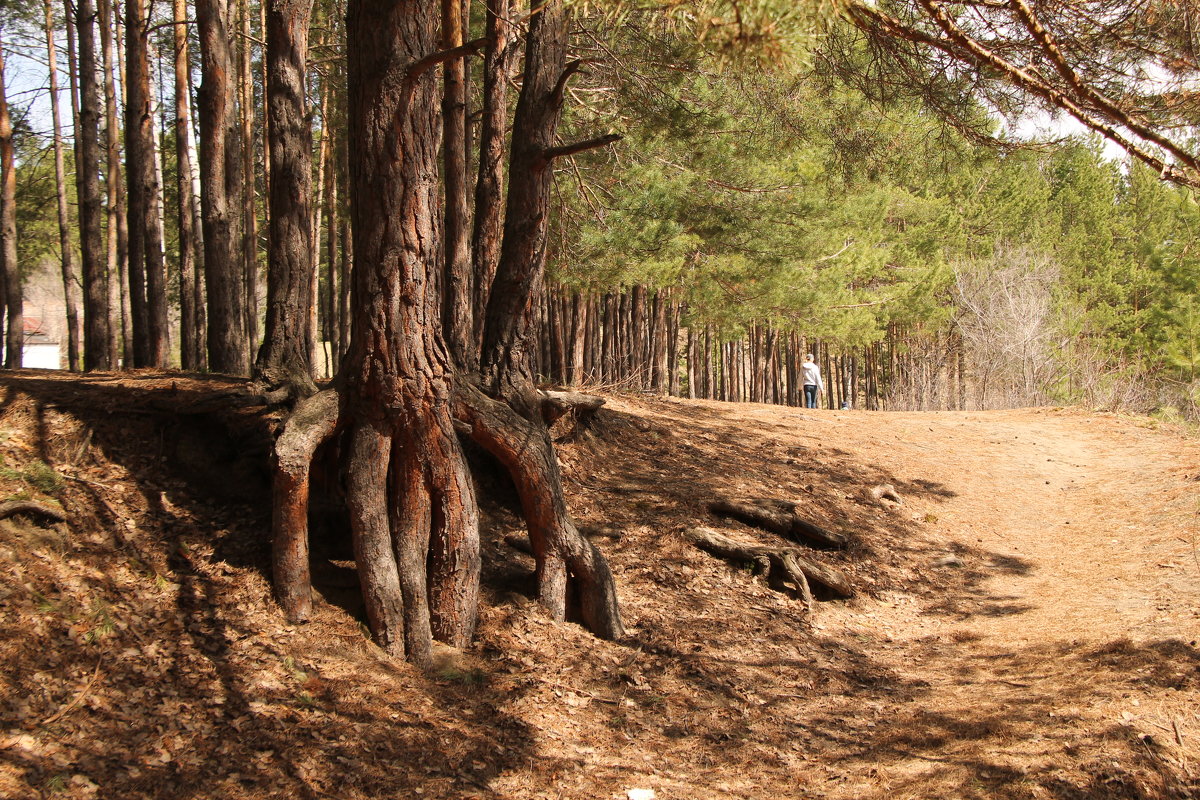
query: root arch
269 377 623 667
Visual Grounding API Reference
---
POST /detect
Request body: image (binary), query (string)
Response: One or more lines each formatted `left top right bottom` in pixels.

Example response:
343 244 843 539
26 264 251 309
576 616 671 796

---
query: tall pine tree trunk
470 0 515 343
342 0 479 662
255 0 316 394
0 30 19 369
98 0 129 365
174 0 202 370
240 0 259 358
125 0 168 367
46 0 84 370
441 0 474 366
197 0 249 374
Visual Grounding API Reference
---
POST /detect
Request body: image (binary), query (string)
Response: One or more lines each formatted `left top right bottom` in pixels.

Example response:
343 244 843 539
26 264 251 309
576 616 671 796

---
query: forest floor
0 370 1197 800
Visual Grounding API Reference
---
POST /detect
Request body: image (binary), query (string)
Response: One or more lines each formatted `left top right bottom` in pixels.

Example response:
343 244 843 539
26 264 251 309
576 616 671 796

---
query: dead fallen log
708 496 846 549
0 500 68 524
685 526 854 601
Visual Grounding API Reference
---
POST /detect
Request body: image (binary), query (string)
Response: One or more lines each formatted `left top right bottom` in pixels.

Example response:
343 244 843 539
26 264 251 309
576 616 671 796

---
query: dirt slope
0 372 1197 800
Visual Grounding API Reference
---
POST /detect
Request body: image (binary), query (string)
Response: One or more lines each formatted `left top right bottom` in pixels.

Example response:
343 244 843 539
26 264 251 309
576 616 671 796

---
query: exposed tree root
0 500 68 524
271 388 340 623
454 380 624 640
685 526 855 602
709 495 847 549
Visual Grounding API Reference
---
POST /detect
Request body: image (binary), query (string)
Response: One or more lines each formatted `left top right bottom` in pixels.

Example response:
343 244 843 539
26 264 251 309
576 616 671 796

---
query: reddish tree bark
125 0 168 367
441 0 474 367
471 0 517 342
0 30 20 369
197 0 249 374
342 0 480 662
98 0 129 366
45 0 84 371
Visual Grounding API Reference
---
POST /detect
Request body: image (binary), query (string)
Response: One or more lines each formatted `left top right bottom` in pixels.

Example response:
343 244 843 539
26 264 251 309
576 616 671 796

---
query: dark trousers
804 384 818 409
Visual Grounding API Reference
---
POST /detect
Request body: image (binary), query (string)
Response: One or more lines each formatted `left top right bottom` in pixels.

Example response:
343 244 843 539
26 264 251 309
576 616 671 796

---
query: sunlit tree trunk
125 0 169 367
0 30 19 369
45 0 84 370
470 0 515 341
197 0 249 374
174 0 202 370
441 0 473 366
255 0 316 394
98 0 130 365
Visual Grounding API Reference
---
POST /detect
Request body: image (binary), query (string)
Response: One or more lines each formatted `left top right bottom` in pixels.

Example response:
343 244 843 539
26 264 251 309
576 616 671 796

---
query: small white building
20 318 62 370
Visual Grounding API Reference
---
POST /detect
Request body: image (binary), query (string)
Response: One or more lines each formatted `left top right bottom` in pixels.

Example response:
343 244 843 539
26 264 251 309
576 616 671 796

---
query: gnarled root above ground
685 526 855 608
452 380 624 640
709 495 847 549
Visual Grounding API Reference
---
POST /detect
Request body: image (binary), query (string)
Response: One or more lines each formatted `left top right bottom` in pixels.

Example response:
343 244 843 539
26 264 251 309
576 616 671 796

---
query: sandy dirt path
809 408 1200 798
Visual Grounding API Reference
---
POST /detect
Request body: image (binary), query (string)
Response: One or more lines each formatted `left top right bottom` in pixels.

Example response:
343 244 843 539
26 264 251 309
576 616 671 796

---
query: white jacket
802 360 823 391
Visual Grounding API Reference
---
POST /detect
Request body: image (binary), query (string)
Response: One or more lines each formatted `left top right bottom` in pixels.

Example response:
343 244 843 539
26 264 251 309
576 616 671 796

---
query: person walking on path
802 354 823 409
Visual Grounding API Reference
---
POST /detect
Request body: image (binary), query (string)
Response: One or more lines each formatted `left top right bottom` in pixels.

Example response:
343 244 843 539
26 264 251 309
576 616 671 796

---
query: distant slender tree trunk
0 30 19 369
568 292 585 386
650 289 667 393
309 59 329 372
173 0 201 370
601 293 616 382
197 0 249 374
46 0 84 370
126 0 168 367
324 145 339 375
471 0 515 344
337 216 350 360
441 0 474 366
700 326 710 400
240 0 259 358
98 0 130 365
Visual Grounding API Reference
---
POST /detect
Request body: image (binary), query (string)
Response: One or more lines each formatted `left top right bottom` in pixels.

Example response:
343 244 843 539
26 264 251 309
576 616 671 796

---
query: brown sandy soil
0 371 1197 800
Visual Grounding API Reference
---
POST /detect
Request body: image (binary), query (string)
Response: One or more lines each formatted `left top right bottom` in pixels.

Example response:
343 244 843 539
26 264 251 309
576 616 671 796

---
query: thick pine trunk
255 0 316 394
343 0 480 663
197 0 249 374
